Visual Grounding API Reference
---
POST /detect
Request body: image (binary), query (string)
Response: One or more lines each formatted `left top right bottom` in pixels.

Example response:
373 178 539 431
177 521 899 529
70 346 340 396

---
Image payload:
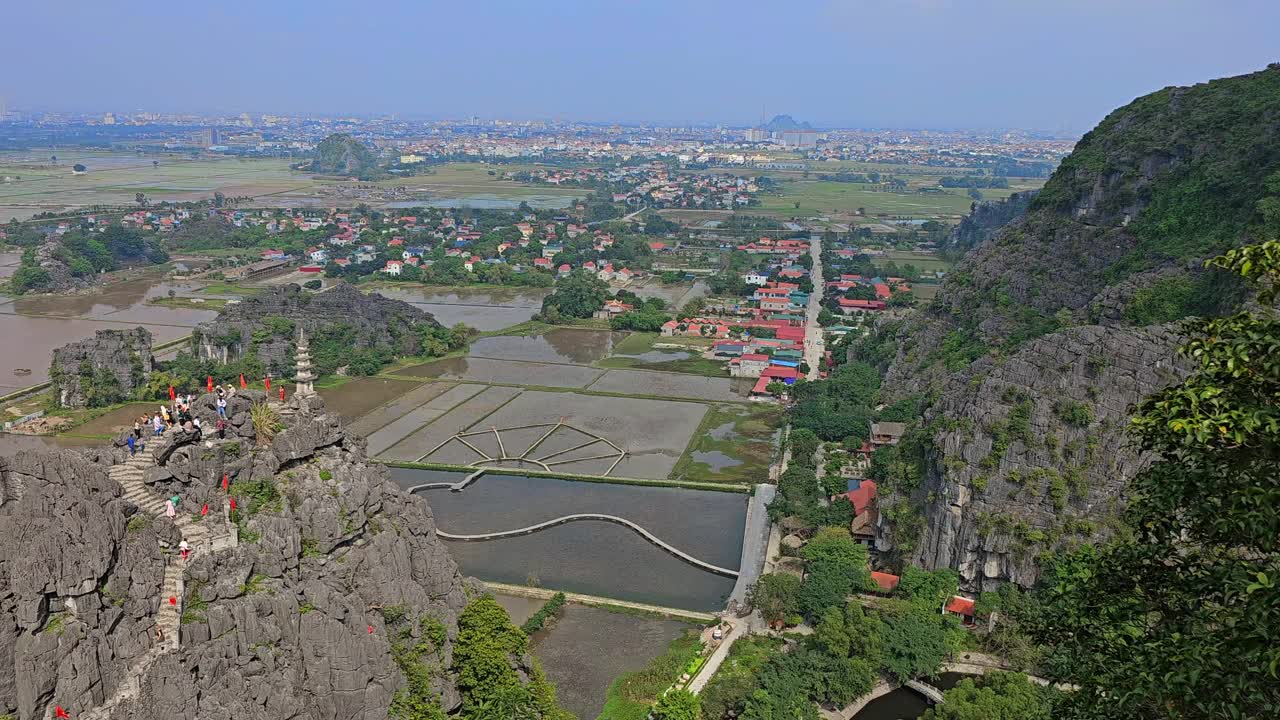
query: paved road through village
804 237 824 379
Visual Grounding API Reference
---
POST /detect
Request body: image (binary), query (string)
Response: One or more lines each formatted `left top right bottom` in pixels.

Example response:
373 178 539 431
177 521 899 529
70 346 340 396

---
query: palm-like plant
249 402 283 443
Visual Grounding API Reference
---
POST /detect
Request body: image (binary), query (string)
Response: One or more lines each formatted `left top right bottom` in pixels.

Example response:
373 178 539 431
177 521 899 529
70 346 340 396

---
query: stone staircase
64 438 236 720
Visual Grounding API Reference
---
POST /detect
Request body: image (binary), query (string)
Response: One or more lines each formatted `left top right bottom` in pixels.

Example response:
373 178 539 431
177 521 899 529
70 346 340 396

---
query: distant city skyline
3 0 1277 132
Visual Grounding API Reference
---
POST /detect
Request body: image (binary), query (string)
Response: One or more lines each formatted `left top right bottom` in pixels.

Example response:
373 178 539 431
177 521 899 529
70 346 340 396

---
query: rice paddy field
0 153 585 221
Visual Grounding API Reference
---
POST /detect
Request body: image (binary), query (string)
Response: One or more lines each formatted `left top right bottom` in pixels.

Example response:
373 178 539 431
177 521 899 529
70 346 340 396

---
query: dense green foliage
921 672 1055 720
652 690 702 720
452 596 572 720
748 573 801 627
1031 241 1280 719
789 361 880 441
1034 66 1280 276
1121 271 1242 325
797 528 873 619
519 592 565 635
539 271 610 320
10 224 167 293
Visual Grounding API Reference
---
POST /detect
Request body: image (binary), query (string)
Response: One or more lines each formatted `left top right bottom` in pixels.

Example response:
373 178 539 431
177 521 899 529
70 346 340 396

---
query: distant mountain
306 133 380 177
763 114 812 132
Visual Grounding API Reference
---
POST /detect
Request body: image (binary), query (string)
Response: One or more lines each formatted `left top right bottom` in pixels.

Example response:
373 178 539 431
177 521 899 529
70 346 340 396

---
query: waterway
388 468 745 611
853 672 969 720
0 275 218 395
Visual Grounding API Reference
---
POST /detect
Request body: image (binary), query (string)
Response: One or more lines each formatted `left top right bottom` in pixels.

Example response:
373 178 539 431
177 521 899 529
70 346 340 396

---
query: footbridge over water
435 513 739 577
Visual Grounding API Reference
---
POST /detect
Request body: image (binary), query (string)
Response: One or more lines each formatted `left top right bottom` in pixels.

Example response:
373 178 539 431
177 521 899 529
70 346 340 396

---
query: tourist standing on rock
179 539 190 561
153 413 164 435
216 395 227 418
133 418 142 439
127 434 136 456
192 416 203 440
164 497 177 519
216 417 226 440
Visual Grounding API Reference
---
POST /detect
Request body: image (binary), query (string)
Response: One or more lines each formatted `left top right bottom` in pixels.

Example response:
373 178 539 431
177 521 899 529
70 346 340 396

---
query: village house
382 260 403 276
870 421 906 447
729 353 771 378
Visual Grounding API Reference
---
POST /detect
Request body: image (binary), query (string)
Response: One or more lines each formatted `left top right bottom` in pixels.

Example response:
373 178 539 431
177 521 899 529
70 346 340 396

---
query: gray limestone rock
49 328 155 409
190 284 440 376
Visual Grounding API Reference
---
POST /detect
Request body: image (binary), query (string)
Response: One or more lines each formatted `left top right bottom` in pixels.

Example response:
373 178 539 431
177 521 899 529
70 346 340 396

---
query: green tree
1031 241 1280 719
922 672 1054 720
878 600 956 683
541 271 610 319
748 573 801 627
652 689 701 720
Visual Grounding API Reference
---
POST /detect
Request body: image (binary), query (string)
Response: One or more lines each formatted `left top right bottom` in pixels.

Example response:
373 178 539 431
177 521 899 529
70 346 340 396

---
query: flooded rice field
398 356 605 388
370 286 547 332
465 328 624 365
389 468 745 610
528 603 692 719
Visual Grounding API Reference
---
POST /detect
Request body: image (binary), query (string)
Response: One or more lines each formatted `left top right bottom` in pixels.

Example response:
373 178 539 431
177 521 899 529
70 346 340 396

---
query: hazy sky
4 0 1277 131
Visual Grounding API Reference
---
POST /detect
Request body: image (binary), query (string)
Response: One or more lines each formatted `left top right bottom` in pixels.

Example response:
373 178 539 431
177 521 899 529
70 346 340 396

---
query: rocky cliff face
0 396 537 720
192 284 439 374
939 191 1036 253
875 65 1280 590
49 328 155 408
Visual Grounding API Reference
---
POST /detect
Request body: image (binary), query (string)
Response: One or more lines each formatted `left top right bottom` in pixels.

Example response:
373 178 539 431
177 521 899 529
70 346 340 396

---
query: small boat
13 368 31 376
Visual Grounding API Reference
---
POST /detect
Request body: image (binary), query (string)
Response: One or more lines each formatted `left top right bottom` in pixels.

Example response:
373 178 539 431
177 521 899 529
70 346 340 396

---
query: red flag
168 385 175 400
239 373 247 389
229 497 237 510
55 706 69 719
279 387 285 401
367 625 374 634
169 596 177 606
221 474 229 492
264 377 271 391
200 503 209 517
207 376 213 393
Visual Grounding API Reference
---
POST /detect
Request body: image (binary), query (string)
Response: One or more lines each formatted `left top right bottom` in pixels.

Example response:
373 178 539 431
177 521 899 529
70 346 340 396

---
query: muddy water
389 468 745 611
466 329 622 365
0 433 99 457
0 251 21 278
530 603 692 720
317 377 423 420
0 276 218 394
371 286 547 332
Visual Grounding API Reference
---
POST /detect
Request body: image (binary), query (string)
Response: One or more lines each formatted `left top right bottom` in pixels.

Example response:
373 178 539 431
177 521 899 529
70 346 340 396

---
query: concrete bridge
404 468 486 493
435 513 740 578
905 679 945 704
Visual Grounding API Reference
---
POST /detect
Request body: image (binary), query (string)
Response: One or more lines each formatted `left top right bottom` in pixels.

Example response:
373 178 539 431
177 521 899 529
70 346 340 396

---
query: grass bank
671 403 784 485
599 630 704 720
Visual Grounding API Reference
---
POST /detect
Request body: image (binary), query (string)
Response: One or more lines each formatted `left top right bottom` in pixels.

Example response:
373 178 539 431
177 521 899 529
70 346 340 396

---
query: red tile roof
835 480 878 515
946 596 976 616
870 571 900 592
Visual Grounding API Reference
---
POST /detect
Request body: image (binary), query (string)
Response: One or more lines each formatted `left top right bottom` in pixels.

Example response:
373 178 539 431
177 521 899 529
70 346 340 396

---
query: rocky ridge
191 284 440 375
874 65 1280 590
49 328 155 408
0 390 536 720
